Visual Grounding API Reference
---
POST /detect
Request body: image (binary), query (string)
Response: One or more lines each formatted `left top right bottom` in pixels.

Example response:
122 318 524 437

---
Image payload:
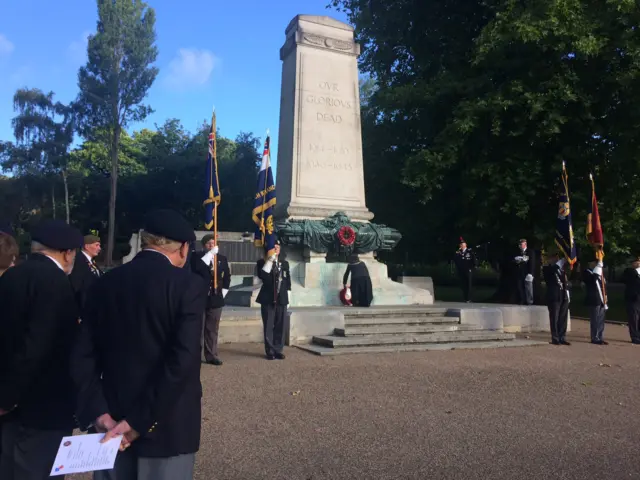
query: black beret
32 219 83 251
0 219 14 237
144 209 195 243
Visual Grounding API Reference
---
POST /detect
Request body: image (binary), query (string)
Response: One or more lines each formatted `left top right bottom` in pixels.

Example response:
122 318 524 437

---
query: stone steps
335 324 483 336
343 307 448 318
313 331 516 348
344 315 458 326
297 339 545 356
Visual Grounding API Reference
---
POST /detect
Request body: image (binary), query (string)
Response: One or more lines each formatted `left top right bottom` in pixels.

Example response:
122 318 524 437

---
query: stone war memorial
232 14 432 307
125 15 557 354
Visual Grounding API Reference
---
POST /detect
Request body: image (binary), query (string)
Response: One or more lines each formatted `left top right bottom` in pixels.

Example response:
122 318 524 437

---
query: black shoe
266 354 275 360
633 340 640 345
560 340 571 346
591 340 609 346
274 352 286 360
208 357 223 366
550 340 560 345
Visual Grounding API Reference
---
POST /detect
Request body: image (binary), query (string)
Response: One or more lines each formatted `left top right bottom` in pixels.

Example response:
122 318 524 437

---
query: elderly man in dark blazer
69 233 103 312
0 219 83 480
72 209 206 480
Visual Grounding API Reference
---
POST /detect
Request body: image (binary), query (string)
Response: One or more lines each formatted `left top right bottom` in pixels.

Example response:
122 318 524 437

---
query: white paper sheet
49 433 122 476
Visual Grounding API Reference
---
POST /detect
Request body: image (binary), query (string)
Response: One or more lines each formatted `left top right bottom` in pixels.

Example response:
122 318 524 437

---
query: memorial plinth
226 15 433 307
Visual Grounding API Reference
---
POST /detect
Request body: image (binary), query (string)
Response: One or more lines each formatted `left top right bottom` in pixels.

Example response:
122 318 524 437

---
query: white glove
557 258 566 269
604 304 609 311
262 259 273 274
222 288 228 298
593 265 603 276
525 274 533 282
200 251 214 265
514 256 523 262
212 245 219 255
566 290 571 302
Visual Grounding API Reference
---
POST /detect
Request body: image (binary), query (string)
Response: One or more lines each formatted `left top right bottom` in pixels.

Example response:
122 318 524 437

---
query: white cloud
68 31 91 65
0 34 15 56
164 48 218 90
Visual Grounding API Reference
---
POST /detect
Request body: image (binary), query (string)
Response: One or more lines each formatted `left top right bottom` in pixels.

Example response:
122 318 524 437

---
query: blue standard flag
203 111 220 230
554 161 577 267
252 134 277 257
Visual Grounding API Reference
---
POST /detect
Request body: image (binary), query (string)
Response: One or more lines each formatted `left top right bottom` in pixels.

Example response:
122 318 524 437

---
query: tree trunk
51 184 56 219
62 169 70 224
106 125 121 266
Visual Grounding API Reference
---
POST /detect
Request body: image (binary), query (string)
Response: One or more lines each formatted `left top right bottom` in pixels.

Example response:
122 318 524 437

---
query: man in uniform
582 259 608 345
622 256 640 344
191 233 231 366
72 209 206 480
256 241 290 360
0 219 83 480
513 238 535 305
453 237 475 303
542 251 571 345
69 233 103 312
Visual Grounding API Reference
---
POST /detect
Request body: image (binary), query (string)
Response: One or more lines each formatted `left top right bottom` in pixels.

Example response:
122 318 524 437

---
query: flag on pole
203 110 220 230
586 173 604 260
252 134 277 257
554 161 577 267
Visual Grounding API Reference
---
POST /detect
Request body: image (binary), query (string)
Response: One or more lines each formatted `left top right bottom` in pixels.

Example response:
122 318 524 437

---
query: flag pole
212 108 218 291
261 130 270 255
590 172 607 304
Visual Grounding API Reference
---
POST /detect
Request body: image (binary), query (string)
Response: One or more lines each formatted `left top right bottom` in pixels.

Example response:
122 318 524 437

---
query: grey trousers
589 305 606 342
203 307 223 361
0 418 71 480
93 450 195 480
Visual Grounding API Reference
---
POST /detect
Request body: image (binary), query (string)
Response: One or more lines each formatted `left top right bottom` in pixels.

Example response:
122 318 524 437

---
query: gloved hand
514 256 523 262
262 259 274 273
525 274 533 282
200 251 214 265
222 288 228 298
212 245 219 255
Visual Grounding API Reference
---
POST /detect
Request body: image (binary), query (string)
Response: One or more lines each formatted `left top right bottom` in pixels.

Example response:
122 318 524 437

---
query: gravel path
73 320 640 479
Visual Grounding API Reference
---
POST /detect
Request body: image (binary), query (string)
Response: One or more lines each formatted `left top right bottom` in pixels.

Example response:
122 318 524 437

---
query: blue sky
0 0 350 173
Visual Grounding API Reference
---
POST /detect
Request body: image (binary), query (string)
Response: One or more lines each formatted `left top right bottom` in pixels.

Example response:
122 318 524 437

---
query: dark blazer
454 248 476 275
0 253 79 430
190 252 231 309
256 258 291 305
582 268 605 307
69 251 102 311
514 248 535 279
71 250 207 458
542 263 568 303
622 268 640 303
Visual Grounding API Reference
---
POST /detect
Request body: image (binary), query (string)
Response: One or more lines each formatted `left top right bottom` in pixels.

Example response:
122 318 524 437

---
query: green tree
1 88 75 223
75 0 158 265
332 0 640 264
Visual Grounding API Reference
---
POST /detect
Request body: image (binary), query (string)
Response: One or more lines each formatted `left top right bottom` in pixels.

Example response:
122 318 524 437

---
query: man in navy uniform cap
453 237 476 303
72 209 206 480
256 240 291 360
0 219 83 480
69 234 103 313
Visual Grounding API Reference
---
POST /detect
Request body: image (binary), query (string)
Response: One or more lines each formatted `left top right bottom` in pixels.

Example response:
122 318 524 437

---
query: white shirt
43 254 65 272
142 248 173 264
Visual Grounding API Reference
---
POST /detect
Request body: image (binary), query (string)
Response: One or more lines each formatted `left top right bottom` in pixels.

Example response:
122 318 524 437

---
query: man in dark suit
71 209 206 480
622 256 640 344
0 219 83 480
513 238 535 305
256 241 291 360
453 237 475 303
583 259 608 345
542 251 571 345
191 233 231 366
69 234 103 312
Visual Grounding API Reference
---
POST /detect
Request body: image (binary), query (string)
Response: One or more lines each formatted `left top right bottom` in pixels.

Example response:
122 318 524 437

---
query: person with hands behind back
71 209 206 480
256 240 290 360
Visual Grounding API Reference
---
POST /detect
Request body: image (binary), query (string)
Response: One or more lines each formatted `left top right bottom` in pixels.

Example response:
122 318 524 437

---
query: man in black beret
72 209 207 480
542 250 571 346
190 233 231 366
69 234 103 313
256 240 291 360
0 219 83 479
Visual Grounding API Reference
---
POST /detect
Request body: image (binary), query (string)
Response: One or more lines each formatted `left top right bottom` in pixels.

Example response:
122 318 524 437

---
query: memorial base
225 250 433 307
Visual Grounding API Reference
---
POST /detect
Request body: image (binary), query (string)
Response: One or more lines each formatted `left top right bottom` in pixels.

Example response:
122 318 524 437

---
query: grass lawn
433 284 627 322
